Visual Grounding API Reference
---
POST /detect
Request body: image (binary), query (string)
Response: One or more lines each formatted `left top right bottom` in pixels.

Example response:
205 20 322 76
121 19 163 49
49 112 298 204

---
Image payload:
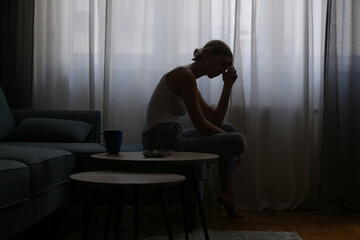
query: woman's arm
198 66 237 126
174 70 225 135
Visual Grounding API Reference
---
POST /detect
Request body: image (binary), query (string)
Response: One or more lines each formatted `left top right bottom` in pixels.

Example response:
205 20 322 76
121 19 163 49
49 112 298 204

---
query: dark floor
11 204 360 240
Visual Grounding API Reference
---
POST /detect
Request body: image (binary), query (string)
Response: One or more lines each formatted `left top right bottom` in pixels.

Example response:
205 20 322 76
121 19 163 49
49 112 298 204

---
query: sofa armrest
11 110 101 142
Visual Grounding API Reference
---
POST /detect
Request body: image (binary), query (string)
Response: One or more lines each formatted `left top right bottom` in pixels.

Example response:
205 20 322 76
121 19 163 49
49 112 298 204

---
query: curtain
0 0 34 109
33 0 235 143
33 0 329 209
33 0 106 111
319 0 360 211
102 0 236 143
226 0 327 210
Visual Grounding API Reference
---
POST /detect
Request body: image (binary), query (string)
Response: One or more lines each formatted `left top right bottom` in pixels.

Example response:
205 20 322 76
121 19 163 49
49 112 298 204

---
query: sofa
0 87 205 239
0 87 145 239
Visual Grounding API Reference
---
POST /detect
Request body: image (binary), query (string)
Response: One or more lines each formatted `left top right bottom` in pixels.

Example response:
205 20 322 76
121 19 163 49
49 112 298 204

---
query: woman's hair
192 40 233 61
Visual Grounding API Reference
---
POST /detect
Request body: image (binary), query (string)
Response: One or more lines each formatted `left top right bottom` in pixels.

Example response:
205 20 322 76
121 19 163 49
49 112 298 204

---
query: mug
98 130 123 154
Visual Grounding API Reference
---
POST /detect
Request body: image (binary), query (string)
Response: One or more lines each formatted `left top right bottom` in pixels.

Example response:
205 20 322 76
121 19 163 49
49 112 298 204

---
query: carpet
117 229 303 240
61 229 302 240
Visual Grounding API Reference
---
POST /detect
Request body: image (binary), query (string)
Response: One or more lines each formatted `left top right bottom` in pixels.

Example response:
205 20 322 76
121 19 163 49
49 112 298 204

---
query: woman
143 40 247 217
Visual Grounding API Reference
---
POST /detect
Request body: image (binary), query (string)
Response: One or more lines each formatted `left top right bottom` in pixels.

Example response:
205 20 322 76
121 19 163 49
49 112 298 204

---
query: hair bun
192 48 202 60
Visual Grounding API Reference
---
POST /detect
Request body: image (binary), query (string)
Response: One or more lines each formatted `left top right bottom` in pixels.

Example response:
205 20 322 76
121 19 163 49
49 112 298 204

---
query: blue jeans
142 122 247 176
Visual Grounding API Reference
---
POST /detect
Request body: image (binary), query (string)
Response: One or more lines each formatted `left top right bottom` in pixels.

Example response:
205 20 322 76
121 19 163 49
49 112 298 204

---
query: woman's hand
222 66 238 85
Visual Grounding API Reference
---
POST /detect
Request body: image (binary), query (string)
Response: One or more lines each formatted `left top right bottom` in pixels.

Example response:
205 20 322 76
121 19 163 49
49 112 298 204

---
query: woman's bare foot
218 193 244 218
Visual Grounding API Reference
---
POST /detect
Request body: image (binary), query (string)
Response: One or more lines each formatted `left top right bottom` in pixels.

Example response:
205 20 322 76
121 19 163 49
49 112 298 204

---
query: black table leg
159 188 174 240
180 183 190 240
178 165 189 240
191 165 209 240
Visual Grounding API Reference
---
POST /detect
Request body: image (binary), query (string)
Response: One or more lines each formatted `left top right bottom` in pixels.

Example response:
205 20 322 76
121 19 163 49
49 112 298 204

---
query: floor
11 204 360 240
205 206 360 240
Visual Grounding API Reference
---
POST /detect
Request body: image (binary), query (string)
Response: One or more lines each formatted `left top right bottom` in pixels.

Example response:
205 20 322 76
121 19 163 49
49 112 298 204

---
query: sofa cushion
0 142 142 153
0 146 76 196
0 160 30 210
8 118 93 142
11 109 101 142
0 87 16 141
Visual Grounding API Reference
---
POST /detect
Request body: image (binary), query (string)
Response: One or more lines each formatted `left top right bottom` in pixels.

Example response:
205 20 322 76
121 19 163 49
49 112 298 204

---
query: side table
91 151 219 240
70 171 185 240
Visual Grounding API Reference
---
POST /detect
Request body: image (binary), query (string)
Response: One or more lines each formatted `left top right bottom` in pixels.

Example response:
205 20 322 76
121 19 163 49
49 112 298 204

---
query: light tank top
145 68 187 131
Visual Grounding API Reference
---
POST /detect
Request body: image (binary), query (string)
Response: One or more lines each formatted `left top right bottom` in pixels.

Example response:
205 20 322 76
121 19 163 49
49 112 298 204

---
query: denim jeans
142 122 247 176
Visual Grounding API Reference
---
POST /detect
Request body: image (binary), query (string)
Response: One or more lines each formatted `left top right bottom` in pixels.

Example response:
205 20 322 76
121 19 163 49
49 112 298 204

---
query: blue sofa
0 87 142 239
0 87 204 239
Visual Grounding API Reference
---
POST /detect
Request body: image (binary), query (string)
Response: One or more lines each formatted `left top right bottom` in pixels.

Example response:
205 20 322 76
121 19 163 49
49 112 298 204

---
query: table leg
191 165 209 240
180 183 190 240
159 188 174 240
82 188 97 240
178 165 189 240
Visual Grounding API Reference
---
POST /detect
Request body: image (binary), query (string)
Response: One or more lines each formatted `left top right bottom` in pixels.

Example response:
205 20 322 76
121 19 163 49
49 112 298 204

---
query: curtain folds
319 0 360 211
0 0 34 108
226 0 327 210
33 0 106 111
33 0 332 210
33 0 236 143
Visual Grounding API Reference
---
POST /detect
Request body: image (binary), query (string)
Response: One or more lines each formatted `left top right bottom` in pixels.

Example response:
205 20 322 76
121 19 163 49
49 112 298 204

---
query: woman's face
204 51 233 78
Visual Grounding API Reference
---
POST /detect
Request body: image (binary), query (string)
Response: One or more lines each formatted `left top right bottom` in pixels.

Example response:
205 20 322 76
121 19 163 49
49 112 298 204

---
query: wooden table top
70 171 185 188
91 151 219 164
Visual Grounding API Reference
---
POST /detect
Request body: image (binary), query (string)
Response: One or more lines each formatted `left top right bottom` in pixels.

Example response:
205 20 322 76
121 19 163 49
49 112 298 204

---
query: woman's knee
236 133 247 152
224 132 247 153
220 123 247 152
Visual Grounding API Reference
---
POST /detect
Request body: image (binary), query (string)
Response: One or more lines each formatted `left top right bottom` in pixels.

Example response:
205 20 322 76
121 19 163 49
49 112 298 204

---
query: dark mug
98 130 123 154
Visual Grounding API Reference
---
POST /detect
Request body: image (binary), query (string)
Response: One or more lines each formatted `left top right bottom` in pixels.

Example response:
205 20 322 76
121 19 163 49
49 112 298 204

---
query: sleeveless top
145 68 187 131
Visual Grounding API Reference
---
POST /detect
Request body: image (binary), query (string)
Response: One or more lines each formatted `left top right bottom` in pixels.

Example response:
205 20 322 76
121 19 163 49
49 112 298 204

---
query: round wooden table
91 151 219 240
71 171 185 188
91 151 218 164
71 171 185 240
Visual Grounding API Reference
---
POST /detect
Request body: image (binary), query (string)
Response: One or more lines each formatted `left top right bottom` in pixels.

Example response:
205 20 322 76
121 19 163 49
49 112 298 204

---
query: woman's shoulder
168 66 195 81
166 66 196 95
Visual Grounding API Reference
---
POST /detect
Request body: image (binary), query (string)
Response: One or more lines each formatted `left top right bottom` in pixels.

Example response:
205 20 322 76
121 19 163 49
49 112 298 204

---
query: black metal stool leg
191 165 209 240
178 165 189 240
159 188 173 240
180 183 190 240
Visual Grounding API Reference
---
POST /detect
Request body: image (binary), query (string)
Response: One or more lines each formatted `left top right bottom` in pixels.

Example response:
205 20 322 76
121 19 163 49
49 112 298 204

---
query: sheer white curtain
33 0 327 209
33 0 235 143
224 0 327 210
33 0 106 111
102 0 235 143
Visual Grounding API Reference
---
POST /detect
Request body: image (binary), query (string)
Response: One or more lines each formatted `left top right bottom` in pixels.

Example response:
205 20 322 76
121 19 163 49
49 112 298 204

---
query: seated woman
143 40 247 217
